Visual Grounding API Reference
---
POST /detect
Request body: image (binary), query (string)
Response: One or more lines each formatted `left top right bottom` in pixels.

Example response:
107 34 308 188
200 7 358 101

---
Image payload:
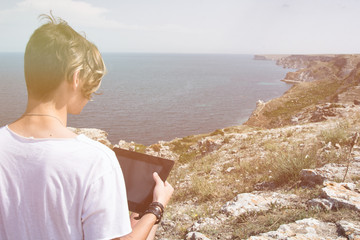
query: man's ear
72 70 80 90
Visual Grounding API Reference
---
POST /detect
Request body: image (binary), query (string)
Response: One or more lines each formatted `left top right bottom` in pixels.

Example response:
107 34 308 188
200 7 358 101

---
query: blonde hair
24 13 106 100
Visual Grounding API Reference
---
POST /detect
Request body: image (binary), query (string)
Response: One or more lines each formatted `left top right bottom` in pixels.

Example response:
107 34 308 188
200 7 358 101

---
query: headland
73 54 360 239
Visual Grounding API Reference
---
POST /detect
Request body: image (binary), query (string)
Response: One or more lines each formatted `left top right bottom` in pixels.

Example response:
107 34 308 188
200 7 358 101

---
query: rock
324 141 332 150
128 144 136 151
290 116 299 123
220 192 299 217
158 218 176 233
68 127 112 148
254 55 268 60
337 220 360 240
310 111 327 122
188 217 223 233
116 139 134 150
225 167 235 173
185 232 211 240
276 55 334 69
321 181 360 212
198 138 222 155
247 218 347 240
256 100 265 107
146 142 179 160
254 181 277 191
354 99 360 105
300 161 360 186
300 169 327 186
307 198 333 211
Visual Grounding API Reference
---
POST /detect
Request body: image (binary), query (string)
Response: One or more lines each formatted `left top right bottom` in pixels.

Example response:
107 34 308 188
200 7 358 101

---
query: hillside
74 54 360 239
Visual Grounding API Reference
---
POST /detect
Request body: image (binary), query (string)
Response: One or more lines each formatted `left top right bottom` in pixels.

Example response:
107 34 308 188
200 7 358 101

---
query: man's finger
153 172 163 184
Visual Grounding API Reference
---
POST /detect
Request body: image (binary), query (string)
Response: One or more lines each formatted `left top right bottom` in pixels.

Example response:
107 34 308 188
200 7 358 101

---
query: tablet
113 147 175 213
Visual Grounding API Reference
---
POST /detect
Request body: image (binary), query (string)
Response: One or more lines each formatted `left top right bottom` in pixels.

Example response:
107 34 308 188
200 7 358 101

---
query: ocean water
0 53 291 145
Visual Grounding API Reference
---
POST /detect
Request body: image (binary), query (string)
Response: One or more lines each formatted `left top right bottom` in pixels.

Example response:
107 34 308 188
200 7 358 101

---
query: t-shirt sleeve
81 163 132 240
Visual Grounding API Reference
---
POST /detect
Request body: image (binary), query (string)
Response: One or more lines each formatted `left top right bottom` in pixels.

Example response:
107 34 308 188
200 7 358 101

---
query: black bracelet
149 202 164 213
134 202 164 224
145 205 162 224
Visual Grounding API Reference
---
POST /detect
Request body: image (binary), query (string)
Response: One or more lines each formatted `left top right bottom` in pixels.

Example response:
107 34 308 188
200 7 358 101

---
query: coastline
253 54 290 61
78 53 360 146
81 54 298 147
76 53 360 239
0 53 290 146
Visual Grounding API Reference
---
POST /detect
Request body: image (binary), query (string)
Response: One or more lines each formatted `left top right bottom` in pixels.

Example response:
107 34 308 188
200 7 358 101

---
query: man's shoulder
76 134 113 154
0 125 14 144
75 134 118 168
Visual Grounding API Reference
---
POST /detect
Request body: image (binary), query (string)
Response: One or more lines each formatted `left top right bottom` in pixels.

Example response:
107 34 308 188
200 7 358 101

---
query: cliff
277 54 360 84
75 54 360 239
276 54 335 69
245 54 360 129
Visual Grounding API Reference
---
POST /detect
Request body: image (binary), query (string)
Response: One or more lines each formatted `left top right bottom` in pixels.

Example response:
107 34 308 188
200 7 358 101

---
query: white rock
248 218 346 240
321 181 360 212
226 167 235 173
221 192 299 217
307 198 333 211
68 127 112 148
185 232 211 240
337 220 360 240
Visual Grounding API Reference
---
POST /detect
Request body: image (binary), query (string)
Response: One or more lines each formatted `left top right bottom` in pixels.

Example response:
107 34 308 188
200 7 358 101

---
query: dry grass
319 122 351 146
231 206 360 239
161 117 359 238
264 79 341 119
155 57 360 239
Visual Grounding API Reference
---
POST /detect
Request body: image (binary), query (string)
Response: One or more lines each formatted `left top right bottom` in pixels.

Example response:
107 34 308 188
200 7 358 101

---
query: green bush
172 141 190 154
210 129 225 136
178 151 197 164
189 174 217 202
134 144 147 153
268 146 317 184
319 122 350 146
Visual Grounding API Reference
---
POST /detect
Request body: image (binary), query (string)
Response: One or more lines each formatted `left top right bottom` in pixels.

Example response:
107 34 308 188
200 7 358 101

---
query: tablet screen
121 159 162 203
113 148 174 213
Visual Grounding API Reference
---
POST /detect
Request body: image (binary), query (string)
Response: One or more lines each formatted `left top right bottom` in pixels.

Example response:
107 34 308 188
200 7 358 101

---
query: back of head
24 13 106 100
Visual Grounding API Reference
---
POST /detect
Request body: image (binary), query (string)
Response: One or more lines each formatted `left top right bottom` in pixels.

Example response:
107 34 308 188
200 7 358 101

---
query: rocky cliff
277 54 360 84
245 54 360 129
74 54 360 239
276 54 335 69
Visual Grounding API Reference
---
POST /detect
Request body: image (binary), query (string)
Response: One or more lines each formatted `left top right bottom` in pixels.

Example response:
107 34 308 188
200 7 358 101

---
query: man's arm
113 172 173 240
130 213 158 240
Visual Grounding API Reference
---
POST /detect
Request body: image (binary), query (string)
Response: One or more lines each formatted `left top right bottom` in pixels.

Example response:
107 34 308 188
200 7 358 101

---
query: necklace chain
23 113 64 126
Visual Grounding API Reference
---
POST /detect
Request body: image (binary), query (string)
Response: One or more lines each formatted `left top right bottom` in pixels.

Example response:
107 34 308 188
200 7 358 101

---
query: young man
0 14 173 240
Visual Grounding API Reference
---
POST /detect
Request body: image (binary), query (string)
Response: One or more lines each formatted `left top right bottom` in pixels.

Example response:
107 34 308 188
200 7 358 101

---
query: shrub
319 122 350 146
172 141 190 154
134 144 147 153
178 151 197 164
210 129 225 136
263 79 342 124
150 144 161 152
189 174 217 202
267 145 317 185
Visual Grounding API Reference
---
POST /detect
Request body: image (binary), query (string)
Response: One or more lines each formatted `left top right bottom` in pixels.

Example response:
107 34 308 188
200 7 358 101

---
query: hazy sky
0 0 359 54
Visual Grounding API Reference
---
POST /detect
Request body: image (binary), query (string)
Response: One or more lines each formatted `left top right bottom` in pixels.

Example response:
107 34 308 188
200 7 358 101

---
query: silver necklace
23 113 64 126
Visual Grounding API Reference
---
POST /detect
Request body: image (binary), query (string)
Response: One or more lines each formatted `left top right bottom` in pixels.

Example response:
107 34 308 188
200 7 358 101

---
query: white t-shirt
0 125 132 240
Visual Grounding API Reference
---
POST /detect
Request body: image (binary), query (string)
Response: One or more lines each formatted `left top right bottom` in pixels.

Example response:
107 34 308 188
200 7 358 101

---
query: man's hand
152 172 173 207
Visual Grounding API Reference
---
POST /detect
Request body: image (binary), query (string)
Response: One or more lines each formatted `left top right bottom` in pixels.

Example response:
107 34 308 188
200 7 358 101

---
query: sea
0 53 291 145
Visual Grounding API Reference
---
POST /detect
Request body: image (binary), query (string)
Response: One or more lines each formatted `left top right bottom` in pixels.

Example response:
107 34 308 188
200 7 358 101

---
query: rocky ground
72 54 360 239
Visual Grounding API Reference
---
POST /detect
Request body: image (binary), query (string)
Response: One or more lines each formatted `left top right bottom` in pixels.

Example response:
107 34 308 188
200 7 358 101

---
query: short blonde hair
24 13 106 100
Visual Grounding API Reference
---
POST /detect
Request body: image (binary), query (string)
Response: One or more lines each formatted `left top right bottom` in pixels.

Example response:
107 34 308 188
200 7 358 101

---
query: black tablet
113 147 175 213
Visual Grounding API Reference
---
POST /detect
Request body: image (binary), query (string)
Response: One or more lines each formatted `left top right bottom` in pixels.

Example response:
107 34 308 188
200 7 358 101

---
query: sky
0 0 359 54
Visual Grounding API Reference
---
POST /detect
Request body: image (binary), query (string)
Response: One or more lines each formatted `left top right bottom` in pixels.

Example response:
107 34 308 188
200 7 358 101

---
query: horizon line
0 51 359 55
